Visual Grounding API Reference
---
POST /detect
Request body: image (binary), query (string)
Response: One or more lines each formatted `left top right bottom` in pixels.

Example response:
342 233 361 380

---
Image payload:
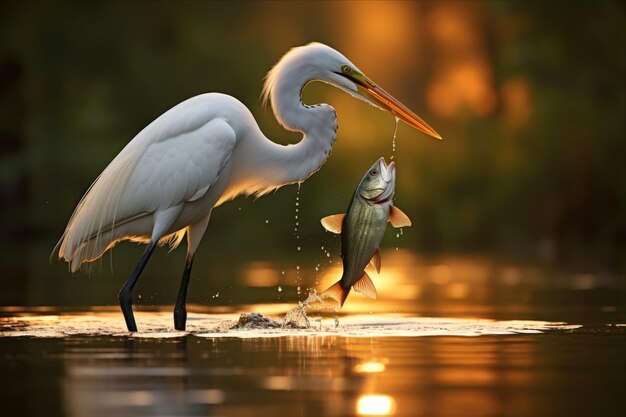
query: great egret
56 42 441 332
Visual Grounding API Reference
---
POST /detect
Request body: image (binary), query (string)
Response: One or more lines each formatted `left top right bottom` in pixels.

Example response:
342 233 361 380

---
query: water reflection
357 395 396 416
0 314 622 417
354 360 387 374
58 336 370 417
240 250 624 321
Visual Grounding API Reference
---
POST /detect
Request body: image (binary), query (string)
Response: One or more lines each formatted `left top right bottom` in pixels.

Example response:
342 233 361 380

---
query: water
1 253 624 416
390 116 399 160
283 289 329 328
0 308 623 417
295 186 302 294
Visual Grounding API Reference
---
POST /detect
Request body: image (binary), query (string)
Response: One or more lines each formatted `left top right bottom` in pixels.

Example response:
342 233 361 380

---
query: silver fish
321 157 411 306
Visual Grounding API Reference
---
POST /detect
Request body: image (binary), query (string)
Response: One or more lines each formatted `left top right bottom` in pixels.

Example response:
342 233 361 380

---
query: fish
321 157 411 306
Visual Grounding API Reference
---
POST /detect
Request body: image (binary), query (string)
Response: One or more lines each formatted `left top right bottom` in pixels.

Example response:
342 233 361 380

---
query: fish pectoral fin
370 248 381 274
321 214 345 234
322 280 349 307
353 272 377 299
389 206 412 228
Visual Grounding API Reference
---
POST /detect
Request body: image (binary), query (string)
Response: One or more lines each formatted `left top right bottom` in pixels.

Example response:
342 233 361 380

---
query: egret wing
58 95 238 264
118 118 236 217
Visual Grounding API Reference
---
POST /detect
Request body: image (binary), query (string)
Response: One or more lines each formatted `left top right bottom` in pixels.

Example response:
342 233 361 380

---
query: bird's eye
370 169 378 176
342 65 351 74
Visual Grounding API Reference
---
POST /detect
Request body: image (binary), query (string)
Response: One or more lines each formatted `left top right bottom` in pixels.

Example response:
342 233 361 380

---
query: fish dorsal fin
321 214 345 234
370 248 381 273
353 272 377 299
389 206 412 228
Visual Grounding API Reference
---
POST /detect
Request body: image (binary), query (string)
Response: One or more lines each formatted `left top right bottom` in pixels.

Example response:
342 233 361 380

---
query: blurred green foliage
0 0 624 303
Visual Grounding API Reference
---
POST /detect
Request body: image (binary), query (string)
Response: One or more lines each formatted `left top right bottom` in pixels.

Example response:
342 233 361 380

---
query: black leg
174 256 194 331
118 241 157 332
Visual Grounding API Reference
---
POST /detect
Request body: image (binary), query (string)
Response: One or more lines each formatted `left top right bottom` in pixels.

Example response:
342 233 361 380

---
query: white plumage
56 42 441 331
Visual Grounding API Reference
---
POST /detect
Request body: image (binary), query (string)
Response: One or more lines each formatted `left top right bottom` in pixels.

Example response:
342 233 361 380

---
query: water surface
0 305 624 417
1 252 624 416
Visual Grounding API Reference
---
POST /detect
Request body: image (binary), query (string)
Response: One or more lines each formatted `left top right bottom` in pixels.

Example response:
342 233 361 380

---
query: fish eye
342 65 351 74
370 169 378 176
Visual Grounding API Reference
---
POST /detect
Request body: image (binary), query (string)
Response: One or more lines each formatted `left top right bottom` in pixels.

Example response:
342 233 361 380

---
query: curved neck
272 77 338 173
269 69 338 178
225 80 337 198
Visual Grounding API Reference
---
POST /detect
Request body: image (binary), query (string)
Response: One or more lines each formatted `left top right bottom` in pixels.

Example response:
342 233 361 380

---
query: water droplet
265 219 269 224
294 187 302 288
391 116 399 159
326 252 330 257
281 270 285 275
315 265 319 271
277 286 282 292
321 246 324 250
396 233 400 238
395 247 399 251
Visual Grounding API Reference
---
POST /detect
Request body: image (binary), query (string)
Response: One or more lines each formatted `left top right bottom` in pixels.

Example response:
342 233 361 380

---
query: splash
283 290 333 328
231 313 282 329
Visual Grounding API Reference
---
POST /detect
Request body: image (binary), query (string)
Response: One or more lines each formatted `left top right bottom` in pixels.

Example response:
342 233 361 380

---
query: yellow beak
360 77 442 140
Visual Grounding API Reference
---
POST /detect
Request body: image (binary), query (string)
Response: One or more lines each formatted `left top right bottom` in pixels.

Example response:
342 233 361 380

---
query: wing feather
57 95 237 268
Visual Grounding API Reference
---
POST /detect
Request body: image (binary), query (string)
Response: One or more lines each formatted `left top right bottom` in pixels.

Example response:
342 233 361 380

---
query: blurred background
0 1 624 311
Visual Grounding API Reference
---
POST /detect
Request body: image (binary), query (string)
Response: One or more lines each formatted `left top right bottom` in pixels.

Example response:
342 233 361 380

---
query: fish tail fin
322 280 349 307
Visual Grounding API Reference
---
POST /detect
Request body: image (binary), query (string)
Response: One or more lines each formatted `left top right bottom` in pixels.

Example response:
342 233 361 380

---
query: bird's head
263 42 442 140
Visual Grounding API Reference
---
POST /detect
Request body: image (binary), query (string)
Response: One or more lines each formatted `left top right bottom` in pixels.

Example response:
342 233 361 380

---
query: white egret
56 42 441 332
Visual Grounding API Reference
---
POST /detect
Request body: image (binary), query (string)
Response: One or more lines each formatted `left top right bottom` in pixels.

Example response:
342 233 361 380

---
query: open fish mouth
369 158 395 204
380 159 395 183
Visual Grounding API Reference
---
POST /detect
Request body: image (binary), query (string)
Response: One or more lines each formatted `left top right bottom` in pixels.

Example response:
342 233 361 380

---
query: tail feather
62 213 188 272
56 142 146 268
67 229 149 273
322 280 349 307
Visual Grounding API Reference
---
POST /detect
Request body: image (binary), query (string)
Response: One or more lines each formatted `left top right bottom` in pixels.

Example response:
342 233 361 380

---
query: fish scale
344 201 383 280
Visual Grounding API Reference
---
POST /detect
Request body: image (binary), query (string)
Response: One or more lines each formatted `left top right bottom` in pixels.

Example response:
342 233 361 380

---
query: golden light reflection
446 282 470 299
500 267 523 286
310 250 566 312
244 262 279 287
357 395 396 416
354 359 387 374
263 376 294 391
430 264 453 285
318 262 420 310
